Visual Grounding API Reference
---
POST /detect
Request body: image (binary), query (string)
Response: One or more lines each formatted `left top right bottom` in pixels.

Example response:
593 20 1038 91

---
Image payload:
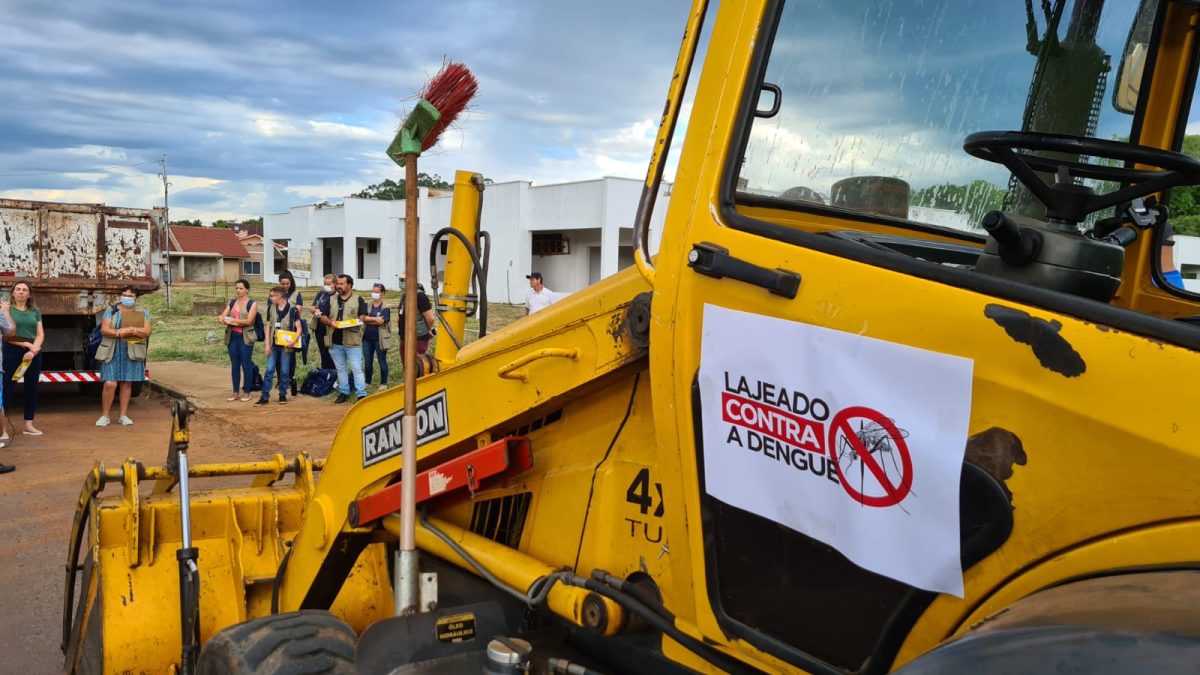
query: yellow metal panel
81 475 392 673
948 520 1200 647
642 0 1200 671
278 265 650 611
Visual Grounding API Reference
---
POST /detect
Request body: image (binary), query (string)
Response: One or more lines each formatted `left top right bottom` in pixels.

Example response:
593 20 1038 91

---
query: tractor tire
196 610 357 675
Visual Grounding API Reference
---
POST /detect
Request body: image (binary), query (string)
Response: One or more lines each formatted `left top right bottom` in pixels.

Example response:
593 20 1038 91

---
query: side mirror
1112 0 1157 114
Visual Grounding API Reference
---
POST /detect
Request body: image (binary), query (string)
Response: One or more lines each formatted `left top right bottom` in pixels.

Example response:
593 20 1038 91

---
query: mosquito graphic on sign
829 406 914 512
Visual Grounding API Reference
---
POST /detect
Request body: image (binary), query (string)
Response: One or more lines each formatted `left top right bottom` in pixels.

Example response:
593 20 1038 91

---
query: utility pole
159 155 172 308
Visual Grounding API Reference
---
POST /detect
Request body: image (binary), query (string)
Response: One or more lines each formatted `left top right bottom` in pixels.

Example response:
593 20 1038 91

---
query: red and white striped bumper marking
29 371 150 383
40 371 100 383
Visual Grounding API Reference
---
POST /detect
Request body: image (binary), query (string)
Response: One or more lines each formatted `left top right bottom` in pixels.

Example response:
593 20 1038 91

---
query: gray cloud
0 0 690 220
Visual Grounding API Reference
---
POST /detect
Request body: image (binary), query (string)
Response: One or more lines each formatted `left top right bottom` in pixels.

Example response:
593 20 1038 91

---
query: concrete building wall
263 178 669 303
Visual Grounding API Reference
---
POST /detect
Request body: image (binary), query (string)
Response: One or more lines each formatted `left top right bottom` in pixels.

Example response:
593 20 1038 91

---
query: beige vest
225 298 257 346
325 293 365 347
267 302 299 351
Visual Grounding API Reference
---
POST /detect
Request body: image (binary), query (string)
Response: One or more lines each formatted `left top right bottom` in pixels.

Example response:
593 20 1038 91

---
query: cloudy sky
0 0 691 223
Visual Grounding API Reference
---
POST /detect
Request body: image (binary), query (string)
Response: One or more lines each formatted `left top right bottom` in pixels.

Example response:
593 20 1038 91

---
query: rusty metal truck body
0 198 161 384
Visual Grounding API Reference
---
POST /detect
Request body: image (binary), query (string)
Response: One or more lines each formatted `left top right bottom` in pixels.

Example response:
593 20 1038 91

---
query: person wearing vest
318 274 368 403
361 282 392 391
278 270 304 397
96 285 153 427
256 286 300 405
217 279 259 402
310 273 337 370
398 282 437 355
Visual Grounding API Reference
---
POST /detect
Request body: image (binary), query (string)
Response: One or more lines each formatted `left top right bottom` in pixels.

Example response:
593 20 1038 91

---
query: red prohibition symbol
827 406 913 507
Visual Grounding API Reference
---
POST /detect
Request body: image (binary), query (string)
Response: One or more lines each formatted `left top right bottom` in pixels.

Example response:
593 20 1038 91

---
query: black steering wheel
963 131 1200 223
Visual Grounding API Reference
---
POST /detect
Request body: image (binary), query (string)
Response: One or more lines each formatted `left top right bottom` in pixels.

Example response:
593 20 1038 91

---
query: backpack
300 369 337 397
248 363 264 392
228 298 266 342
85 304 120 366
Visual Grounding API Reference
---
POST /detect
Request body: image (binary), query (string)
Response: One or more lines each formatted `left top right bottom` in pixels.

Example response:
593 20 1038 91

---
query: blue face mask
119 296 135 307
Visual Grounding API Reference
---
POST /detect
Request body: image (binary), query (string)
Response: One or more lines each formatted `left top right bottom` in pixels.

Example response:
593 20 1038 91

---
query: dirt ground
0 364 352 673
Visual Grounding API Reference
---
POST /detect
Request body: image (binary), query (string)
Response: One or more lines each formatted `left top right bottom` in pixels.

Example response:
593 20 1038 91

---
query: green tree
352 173 452 200
169 219 201 227
911 179 1006 223
1169 134 1200 235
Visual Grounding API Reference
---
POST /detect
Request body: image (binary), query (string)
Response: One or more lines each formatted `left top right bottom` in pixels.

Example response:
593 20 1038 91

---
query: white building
263 177 670 303
1173 234 1200 293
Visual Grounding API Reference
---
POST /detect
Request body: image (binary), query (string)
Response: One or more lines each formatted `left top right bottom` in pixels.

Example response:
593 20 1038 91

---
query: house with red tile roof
167 225 250 283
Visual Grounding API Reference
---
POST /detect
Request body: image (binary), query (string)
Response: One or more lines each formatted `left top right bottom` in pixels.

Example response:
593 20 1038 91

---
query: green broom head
388 61 479 167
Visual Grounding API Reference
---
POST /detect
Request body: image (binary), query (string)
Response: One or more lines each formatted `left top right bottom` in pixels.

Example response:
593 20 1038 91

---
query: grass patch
142 283 527 388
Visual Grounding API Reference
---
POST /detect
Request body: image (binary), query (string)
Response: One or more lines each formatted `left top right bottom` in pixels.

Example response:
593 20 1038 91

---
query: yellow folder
274 329 300 347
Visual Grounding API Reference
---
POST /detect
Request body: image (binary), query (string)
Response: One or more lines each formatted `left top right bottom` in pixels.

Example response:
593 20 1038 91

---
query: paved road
0 364 351 673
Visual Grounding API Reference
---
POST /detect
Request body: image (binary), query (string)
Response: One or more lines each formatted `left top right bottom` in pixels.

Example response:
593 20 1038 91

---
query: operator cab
730 0 1200 324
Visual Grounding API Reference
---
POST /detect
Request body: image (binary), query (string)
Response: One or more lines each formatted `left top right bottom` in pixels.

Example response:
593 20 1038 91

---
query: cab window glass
738 0 1140 231
1165 137 1200 291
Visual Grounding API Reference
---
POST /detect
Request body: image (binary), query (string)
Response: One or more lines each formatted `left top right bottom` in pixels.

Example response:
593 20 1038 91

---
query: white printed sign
698 305 973 596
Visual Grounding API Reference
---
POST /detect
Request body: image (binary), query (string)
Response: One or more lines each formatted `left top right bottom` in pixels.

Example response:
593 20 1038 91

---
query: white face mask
323 284 333 293
371 292 381 300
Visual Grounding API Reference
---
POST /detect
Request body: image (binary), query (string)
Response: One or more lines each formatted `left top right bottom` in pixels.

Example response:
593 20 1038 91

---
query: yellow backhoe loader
63 0 1200 672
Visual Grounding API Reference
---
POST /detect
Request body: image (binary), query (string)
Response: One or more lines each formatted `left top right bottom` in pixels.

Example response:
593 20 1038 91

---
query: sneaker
226 394 238 402
95 416 111 427
254 398 269 406
377 384 388 391
23 427 43 436
118 416 134 426
334 393 350 404
279 395 287 405
0 464 14 474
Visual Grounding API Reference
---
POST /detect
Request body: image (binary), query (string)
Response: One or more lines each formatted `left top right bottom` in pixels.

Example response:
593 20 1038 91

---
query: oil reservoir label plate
435 612 477 643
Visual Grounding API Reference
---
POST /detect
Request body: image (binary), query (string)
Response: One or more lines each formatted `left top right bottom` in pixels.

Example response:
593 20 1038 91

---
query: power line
0 161 157 178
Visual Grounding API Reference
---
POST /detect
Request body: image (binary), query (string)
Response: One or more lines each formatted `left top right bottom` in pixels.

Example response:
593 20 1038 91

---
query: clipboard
333 318 362 329
119 309 146 328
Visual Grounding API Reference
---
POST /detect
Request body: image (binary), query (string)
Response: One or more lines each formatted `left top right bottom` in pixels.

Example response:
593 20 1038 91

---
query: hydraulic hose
428 226 489 344
576 576 763 675
418 510 535 606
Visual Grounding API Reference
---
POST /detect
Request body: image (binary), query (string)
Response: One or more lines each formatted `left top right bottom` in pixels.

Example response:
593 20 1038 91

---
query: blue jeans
260 347 292 400
330 344 367 397
228 339 254 393
362 339 388 385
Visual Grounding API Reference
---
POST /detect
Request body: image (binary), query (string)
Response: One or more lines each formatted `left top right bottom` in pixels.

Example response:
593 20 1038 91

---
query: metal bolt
687 249 700 264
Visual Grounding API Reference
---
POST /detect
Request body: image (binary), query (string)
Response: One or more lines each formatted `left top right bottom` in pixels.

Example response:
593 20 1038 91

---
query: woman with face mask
95 285 153 426
2 280 45 436
361 283 392 391
310 273 337 370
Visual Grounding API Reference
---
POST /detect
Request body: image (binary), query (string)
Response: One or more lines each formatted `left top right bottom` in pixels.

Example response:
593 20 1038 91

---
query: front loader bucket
61 455 393 674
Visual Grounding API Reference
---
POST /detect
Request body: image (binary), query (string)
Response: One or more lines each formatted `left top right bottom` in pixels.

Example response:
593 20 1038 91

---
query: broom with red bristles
387 61 478 616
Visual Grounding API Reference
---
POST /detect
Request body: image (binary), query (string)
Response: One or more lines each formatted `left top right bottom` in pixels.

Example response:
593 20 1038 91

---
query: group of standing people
218 272 304 404
221 272 436 406
0 281 150 474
